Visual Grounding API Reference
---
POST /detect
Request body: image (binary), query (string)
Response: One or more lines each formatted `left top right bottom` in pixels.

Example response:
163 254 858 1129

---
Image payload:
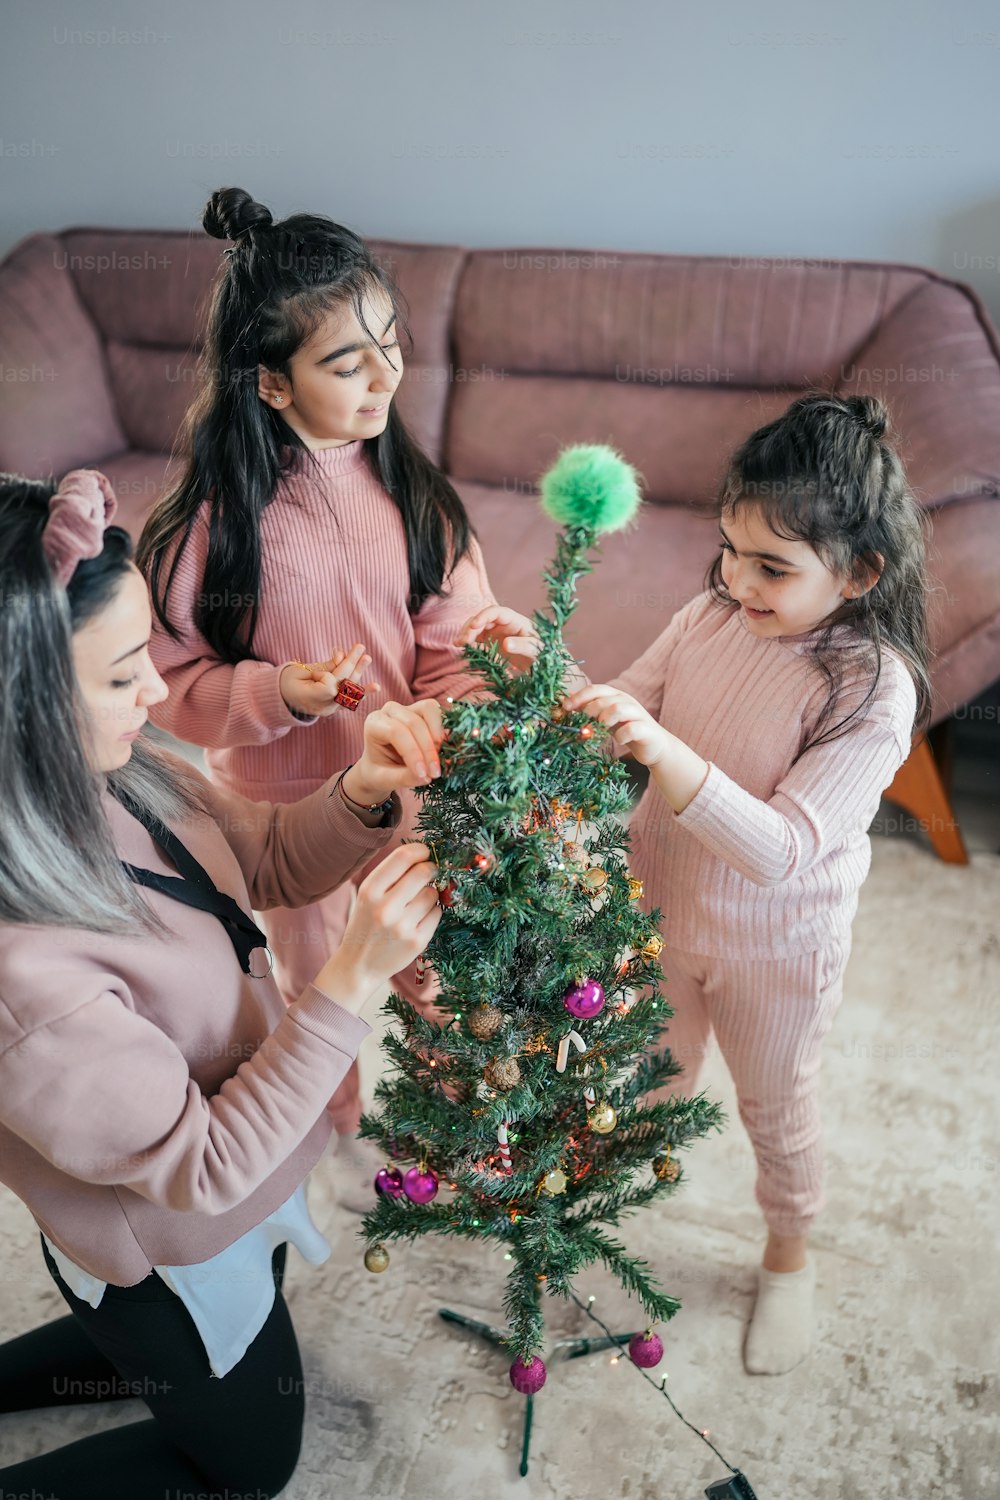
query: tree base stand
439 1308 641 1477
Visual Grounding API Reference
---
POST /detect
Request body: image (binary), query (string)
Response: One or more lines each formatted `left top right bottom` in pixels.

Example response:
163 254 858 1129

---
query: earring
273 395 284 406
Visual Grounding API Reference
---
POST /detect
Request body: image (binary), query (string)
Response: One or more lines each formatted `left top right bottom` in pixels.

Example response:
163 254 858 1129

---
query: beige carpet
1 831 998 1499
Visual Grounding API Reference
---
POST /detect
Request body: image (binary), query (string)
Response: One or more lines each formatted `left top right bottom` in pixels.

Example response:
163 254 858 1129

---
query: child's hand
343 699 446 806
279 643 378 718
455 606 540 673
564 684 671 769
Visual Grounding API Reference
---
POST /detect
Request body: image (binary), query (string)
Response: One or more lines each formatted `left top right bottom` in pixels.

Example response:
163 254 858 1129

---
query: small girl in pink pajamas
460 392 930 1374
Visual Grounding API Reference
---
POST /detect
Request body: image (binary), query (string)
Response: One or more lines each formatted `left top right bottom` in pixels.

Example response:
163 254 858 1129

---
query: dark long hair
136 187 472 663
706 392 931 748
0 475 205 933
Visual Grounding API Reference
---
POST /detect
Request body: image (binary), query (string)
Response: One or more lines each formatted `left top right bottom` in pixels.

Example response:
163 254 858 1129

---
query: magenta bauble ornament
403 1166 439 1204
628 1331 664 1368
563 979 605 1020
374 1167 404 1198
509 1355 547 1394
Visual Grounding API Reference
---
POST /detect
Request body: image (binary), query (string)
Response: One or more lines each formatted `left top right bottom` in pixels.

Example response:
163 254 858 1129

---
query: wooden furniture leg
882 734 969 864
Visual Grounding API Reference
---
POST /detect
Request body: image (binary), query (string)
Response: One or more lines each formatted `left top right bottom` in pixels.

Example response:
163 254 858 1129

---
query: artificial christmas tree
359 445 723 1387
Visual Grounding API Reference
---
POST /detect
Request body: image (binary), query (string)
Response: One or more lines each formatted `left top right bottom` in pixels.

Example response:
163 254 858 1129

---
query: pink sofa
2 228 999 854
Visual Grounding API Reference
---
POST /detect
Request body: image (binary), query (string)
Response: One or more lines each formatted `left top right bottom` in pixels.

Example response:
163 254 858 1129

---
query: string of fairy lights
567 1290 758 1500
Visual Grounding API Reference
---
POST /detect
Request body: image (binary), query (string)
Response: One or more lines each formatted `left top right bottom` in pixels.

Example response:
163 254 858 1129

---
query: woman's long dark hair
136 187 472 663
706 392 931 748
0 474 205 933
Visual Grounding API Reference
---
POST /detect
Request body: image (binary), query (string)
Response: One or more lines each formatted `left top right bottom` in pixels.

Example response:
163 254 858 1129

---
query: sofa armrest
0 232 126 478
838 277 1000 508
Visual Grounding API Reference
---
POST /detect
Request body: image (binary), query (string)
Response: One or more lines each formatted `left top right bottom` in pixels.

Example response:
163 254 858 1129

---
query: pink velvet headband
42 470 118 588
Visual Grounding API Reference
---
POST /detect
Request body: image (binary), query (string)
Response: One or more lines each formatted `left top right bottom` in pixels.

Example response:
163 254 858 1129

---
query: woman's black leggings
0 1238 304 1499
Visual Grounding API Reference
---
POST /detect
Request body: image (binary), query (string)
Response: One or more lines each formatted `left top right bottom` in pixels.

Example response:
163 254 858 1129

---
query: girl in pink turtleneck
460 393 930 1375
138 189 494 1208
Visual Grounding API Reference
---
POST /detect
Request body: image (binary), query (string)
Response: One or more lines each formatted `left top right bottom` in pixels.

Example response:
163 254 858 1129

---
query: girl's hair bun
203 187 274 243
844 393 889 442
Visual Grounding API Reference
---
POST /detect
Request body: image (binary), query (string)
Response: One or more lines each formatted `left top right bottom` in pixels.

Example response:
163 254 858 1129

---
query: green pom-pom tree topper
539 443 642 535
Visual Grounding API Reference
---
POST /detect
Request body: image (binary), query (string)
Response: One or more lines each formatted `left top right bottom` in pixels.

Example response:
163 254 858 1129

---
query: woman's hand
315 842 441 1000
341 699 446 807
279 643 378 718
455 606 540 672
564 684 671 768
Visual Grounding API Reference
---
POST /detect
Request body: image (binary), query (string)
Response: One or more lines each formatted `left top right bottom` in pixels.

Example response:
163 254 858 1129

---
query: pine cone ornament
484 1057 521 1092
468 1003 504 1040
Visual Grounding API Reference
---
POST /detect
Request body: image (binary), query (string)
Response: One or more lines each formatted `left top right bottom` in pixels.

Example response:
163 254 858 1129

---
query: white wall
2 0 999 322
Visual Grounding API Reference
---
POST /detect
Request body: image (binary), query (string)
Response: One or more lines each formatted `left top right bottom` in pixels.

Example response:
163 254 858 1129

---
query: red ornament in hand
335 679 366 711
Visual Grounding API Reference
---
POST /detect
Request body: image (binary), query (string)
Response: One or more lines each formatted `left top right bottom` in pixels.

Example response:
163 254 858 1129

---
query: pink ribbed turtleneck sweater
147 442 495 797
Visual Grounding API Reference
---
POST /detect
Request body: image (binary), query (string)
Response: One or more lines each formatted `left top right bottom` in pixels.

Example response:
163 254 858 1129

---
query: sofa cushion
452 250 928 387
105 342 198 455
58 230 218 349
0 234 126 476
446 377 799 506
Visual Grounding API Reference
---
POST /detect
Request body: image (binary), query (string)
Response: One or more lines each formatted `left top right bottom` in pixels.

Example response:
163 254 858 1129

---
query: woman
0 469 444 1497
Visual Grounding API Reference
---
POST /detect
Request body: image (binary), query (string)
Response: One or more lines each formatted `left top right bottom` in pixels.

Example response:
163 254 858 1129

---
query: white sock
743 1258 815 1375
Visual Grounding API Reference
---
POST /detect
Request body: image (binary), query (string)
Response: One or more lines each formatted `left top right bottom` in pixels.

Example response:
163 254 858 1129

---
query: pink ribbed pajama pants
657 939 850 1239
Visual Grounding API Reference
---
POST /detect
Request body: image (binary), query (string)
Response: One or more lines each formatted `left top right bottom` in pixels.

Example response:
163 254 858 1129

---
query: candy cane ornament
555 1029 587 1073
497 1120 514 1174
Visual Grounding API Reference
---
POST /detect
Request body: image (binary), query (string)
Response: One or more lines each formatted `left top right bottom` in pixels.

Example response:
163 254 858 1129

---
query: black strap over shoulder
112 788 273 979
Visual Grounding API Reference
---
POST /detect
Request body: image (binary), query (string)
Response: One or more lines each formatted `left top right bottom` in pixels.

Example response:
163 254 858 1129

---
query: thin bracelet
336 765 394 816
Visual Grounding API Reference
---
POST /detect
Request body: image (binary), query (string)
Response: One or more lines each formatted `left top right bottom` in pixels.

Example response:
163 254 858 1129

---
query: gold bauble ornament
652 1150 680 1183
364 1243 390 1273
582 865 609 892
627 877 644 901
468 1003 503 1040
588 1101 618 1135
541 1167 568 1195
641 932 664 960
484 1056 521 1092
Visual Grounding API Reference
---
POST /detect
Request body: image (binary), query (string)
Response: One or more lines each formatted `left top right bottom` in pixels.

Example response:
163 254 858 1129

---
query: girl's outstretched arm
410 537 499 703
565 683 709 810
568 658 917 886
